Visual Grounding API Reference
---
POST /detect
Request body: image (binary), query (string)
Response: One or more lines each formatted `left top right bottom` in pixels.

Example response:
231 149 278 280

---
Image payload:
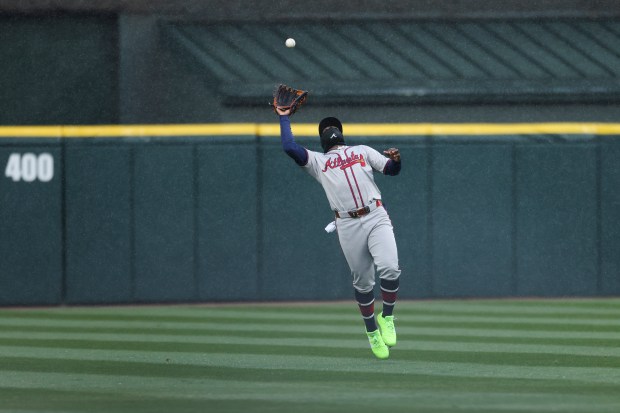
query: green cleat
366 329 389 359
377 312 397 347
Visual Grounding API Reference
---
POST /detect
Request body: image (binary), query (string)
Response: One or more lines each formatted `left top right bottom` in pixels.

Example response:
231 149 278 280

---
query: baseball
285 38 296 48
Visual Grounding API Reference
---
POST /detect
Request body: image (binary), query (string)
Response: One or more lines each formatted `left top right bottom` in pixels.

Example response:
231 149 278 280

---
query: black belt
335 200 383 218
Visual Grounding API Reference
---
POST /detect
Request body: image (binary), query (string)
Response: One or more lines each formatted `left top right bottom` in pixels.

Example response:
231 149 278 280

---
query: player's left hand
383 148 401 162
275 107 291 116
272 84 308 116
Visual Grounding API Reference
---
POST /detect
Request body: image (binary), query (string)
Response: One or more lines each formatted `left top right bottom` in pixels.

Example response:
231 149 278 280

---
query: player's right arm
278 113 308 166
363 145 401 176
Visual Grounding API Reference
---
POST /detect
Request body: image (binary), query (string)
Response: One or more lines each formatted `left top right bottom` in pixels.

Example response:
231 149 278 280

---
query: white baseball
285 38 296 48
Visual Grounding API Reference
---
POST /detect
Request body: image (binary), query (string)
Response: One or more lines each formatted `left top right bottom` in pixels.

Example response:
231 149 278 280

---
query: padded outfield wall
1 123 619 306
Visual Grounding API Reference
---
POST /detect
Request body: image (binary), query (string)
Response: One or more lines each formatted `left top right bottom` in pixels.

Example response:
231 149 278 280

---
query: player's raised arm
272 84 309 166
278 111 308 166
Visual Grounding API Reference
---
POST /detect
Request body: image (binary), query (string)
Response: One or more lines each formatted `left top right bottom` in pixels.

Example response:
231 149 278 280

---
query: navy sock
380 278 399 317
354 289 377 332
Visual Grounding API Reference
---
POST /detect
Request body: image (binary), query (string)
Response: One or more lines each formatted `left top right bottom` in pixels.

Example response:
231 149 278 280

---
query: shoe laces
369 333 382 347
384 317 396 333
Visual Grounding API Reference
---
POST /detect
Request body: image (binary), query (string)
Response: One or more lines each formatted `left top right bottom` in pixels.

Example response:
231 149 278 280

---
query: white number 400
4 153 54 182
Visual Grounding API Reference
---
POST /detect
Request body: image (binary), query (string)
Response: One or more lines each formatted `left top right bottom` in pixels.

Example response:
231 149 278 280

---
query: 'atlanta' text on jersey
322 151 366 172
303 145 389 212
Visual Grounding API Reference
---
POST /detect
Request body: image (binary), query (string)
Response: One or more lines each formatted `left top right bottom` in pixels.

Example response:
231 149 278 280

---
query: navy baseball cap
318 117 343 135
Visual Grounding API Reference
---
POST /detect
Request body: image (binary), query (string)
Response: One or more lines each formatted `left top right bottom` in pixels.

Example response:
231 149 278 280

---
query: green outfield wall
0 124 619 305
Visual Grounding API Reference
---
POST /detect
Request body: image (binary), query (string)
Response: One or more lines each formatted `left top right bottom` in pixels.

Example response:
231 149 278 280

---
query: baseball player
276 107 402 360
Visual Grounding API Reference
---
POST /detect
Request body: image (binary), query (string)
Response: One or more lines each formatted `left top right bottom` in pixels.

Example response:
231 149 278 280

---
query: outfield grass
1 298 620 413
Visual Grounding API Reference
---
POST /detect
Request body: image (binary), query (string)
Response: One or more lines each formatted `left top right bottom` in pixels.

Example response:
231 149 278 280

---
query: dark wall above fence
0 15 119 125
1 0 620 19
2 14 620 125
164 19 620 107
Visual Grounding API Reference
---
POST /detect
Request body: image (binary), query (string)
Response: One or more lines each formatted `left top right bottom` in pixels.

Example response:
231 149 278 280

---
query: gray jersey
303 145 389 212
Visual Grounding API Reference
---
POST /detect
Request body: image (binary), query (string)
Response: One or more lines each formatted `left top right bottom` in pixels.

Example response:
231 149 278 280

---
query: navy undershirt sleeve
280 115 308 166
384 159 401 176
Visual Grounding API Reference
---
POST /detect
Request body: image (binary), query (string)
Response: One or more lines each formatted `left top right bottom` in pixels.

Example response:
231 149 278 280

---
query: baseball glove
271 84 308 115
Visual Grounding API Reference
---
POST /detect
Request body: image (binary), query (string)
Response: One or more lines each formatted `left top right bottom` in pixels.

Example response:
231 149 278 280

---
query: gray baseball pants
335 207 401 293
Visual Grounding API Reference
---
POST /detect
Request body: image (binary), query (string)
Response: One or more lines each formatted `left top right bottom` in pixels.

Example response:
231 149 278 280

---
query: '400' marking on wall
4 153 54 182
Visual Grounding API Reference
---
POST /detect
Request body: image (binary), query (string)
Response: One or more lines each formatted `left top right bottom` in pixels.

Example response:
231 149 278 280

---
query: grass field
1 298 620 413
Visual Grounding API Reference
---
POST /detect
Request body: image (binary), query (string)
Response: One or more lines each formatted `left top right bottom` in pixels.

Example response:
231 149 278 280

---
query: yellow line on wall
339 123 620 136
0 126 63 137
0 123 619 138
0 124 258 138
263 123 620 136
60 124 259 137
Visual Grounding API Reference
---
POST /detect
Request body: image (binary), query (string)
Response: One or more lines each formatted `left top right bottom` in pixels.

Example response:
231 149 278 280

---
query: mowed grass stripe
2 335 620 368
396 308 620 319
414 305 620 318
3 369 620 405
0 330 620 357
2 374 619 413
3 370 620 401
417 298 620 309
1 299 620 413
3 347 620 385
0 302 620 325
2 313 620 333
2 317 620 338
2 324 620 347
3 330 620 358
1 387 319 413
3 299 620 321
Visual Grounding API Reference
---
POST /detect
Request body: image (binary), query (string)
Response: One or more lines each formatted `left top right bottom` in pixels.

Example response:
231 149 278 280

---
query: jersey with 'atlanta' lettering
303 145 390 212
